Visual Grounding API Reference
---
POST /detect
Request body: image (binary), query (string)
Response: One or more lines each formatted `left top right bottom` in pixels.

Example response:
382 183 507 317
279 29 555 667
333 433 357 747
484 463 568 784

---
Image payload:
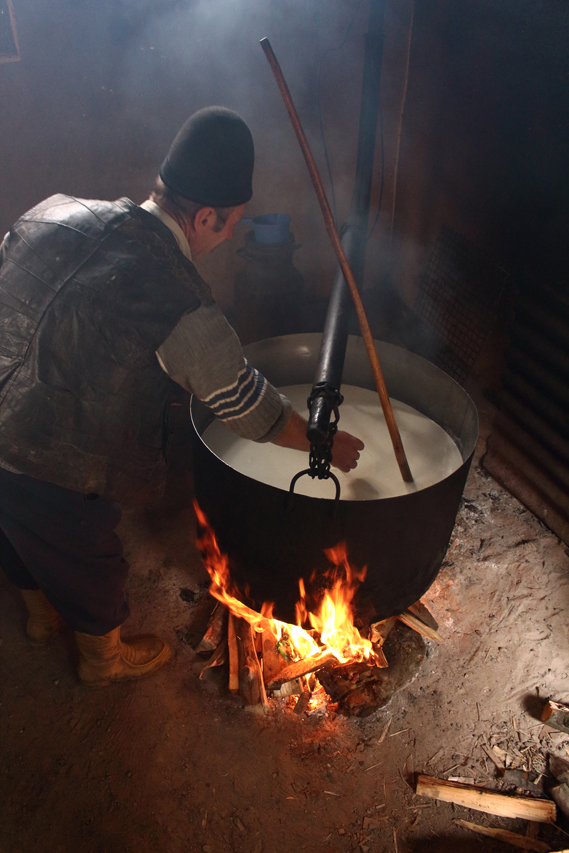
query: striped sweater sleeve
156 303 291 442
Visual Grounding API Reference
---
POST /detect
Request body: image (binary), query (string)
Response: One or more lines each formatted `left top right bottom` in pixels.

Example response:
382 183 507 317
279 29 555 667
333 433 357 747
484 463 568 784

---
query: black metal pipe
307 0 386 443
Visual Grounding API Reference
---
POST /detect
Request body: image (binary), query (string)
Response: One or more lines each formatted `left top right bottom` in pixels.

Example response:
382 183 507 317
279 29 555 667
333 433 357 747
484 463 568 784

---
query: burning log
258 618 289 685
228 612 240 694
293 684 312 716
416 775 556 823
266 652 337 690
236 618 268 712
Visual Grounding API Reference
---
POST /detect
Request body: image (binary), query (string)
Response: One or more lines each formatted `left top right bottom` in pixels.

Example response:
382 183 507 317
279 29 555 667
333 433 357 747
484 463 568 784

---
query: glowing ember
194 501 376 667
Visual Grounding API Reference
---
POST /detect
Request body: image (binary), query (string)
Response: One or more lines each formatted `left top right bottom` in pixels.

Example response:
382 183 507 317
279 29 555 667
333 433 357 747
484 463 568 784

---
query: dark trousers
0 466 130 635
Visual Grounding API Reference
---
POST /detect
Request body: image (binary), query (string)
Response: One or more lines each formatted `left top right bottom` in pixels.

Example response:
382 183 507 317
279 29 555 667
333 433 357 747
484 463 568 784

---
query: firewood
398 611 443 642
272 678 304 697
416 775 556 823
196 601 228 654
370 618 396 646
454 819 550 852
237 618 268 711
228 613 240 693
265 651 337 689
293 687 312 715
408 599 439 632
199 639 228 679
258 619 289 685
374 646 388 668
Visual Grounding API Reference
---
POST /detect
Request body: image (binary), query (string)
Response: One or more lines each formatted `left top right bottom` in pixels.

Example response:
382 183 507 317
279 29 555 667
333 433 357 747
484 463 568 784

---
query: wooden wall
1 0 567 312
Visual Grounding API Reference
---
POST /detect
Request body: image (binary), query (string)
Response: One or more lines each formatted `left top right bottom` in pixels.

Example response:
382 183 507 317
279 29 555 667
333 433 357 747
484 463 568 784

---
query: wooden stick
227 613 240 693
260 37 413 484
416 775 556 823
455 819 550 852
398 610 443 642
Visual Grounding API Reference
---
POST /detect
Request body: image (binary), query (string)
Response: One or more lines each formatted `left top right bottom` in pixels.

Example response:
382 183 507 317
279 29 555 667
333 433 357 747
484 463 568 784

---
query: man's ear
193 207 217 234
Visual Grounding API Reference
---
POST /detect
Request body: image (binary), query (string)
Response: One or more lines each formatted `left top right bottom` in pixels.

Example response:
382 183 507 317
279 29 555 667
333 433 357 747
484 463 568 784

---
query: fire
194 501 375 666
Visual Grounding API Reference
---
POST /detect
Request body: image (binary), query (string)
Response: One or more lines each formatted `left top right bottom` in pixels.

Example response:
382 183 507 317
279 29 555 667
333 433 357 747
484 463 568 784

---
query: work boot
20 589 66 645
75 626 173 687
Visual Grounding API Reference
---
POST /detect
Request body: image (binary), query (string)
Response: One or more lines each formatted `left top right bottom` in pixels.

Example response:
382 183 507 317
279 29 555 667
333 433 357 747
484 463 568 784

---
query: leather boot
20 589 66 645
75 626 173 687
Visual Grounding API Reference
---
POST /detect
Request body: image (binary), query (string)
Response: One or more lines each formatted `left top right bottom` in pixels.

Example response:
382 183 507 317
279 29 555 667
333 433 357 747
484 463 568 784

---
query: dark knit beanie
159 106 254 207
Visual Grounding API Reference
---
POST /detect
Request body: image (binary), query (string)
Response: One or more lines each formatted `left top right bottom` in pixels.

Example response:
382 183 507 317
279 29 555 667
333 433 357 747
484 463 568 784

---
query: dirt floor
2 392 569 853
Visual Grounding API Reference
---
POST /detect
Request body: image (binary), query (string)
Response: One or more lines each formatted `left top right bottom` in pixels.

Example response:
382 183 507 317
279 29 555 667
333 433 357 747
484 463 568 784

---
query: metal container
191 333 478 623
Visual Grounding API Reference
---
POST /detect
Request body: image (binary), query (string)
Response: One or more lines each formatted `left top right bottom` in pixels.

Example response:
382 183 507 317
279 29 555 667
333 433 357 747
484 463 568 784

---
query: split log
398 611 443 642
199 639 228 679
258 619 289 685
408 600 439 632
237 618 268 711
416 775 556 823
196 601 228 654
266 651 337 689
455 819 550 852
369 618 394 668
228 613 240 693
370 617 396 646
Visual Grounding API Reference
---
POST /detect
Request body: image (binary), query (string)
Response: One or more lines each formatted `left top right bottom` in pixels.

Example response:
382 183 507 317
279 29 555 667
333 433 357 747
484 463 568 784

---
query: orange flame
194 501 375 666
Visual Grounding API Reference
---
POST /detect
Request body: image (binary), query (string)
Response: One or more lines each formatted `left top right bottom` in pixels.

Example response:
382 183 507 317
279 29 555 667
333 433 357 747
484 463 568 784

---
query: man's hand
330 429 365 473
271 410 364 473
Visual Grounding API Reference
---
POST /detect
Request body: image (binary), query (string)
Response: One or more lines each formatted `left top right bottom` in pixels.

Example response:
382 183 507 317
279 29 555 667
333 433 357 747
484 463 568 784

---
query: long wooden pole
260 37 413 483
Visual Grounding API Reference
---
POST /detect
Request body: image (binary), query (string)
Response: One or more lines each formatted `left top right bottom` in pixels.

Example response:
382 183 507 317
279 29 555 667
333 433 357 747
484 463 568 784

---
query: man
0 106 363 687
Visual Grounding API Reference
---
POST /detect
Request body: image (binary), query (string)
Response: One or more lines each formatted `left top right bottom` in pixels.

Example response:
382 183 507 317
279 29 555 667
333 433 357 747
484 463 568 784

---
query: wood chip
455 819 550 851
482 743 505 770
377 718 392 744
427 748 445 766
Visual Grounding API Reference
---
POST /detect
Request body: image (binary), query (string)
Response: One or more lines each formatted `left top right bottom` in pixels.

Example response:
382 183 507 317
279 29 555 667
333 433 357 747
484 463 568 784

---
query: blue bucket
240 213 291 245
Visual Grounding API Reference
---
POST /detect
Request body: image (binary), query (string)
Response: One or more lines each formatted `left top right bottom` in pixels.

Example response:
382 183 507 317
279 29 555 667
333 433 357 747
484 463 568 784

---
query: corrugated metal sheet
483 282 569 545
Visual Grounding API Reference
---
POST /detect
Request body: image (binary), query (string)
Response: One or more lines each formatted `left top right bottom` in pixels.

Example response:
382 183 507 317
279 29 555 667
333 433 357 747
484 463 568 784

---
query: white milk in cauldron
203 384 463 501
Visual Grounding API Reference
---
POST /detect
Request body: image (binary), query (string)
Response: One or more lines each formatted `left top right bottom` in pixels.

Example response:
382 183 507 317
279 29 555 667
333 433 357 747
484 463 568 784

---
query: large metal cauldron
190 333 478 623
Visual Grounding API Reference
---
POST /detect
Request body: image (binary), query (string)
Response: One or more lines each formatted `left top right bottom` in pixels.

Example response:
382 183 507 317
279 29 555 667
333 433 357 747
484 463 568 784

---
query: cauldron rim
190 332 479 506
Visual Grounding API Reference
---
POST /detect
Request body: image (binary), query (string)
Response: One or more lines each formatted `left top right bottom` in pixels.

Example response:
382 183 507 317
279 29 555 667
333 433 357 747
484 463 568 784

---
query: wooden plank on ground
416 775 556 823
